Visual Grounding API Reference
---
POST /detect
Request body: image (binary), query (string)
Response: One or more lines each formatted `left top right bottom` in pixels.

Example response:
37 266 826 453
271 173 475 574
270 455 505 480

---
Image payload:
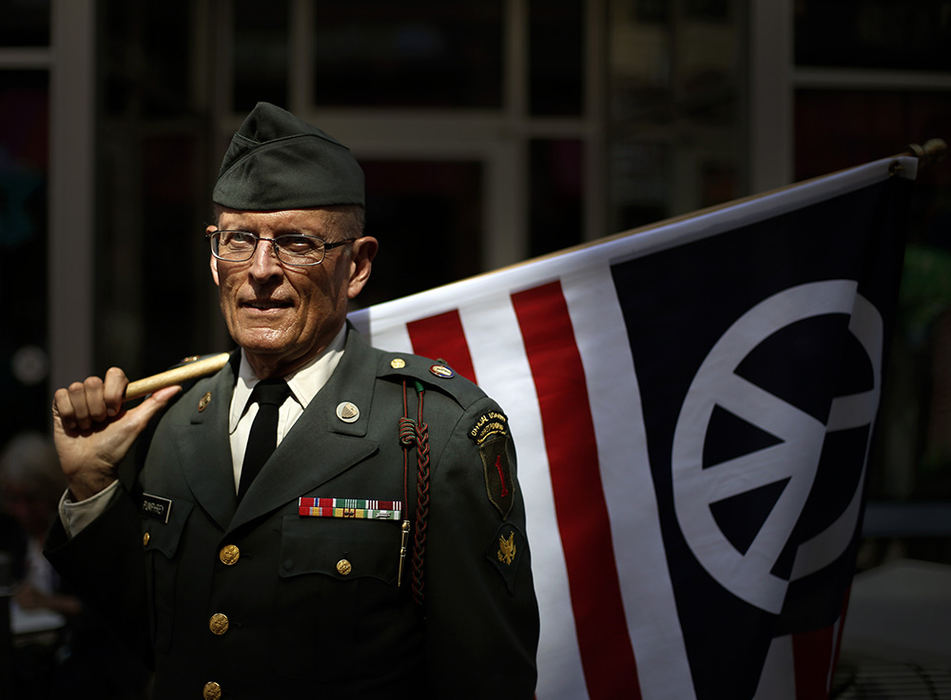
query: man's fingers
52 386 78 433
53 371 178 449
83 375 108 423
103 367 129 417
66 380 94 432
54 369 129 434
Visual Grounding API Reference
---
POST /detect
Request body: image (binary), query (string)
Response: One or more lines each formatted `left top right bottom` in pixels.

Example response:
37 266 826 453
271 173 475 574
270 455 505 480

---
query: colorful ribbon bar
298 497 402 521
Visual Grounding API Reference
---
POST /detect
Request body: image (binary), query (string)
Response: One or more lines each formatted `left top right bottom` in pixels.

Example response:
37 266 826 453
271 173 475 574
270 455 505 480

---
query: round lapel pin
336 401 360 423
429 364 454 379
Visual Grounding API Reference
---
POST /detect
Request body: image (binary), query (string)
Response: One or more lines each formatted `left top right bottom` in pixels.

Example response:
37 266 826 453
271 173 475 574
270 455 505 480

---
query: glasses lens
214 231 257 261
274 235 325 265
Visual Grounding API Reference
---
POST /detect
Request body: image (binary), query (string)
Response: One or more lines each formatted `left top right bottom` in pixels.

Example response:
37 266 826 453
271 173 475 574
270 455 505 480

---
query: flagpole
464 139 945 280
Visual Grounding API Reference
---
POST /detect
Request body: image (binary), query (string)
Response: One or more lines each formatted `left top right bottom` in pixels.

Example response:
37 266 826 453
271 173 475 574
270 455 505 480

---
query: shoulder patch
470 410 513 517
469 410 509 445
485 521 526 594
477 436 514 519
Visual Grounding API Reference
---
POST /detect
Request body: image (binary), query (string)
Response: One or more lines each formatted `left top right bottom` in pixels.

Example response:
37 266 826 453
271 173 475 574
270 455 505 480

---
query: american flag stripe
512 280 642 699
455 297 589 699
792 625 838 699
755 636 796 700
407 308 476 382
563 265 696 699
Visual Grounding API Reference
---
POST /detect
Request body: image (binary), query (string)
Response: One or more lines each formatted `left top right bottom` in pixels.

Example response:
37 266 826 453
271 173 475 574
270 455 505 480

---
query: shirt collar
228 324 348 432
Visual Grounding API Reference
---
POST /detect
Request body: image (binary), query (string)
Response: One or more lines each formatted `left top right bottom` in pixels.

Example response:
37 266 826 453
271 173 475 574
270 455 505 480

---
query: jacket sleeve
423 395 540 698
44 479 153 669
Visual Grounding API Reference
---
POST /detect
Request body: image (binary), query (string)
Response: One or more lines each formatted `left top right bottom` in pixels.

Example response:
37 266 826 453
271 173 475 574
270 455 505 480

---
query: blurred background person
0 432 150 699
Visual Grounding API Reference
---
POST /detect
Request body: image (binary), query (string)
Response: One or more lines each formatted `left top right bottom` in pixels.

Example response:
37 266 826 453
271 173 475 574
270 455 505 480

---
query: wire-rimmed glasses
207 230 356 266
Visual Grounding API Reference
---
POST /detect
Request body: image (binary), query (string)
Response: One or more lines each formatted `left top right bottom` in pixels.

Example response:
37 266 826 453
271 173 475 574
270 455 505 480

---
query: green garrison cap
213 102 365 210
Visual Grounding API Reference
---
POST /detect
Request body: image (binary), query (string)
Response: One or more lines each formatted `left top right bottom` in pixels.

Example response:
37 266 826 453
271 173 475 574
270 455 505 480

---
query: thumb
124 385 182 432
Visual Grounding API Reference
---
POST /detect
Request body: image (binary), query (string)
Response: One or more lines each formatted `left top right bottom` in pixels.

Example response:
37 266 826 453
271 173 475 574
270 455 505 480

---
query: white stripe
562 267 696 699
828 616 841 693
364 306 413 353
458 299 589 700
754 635 796 700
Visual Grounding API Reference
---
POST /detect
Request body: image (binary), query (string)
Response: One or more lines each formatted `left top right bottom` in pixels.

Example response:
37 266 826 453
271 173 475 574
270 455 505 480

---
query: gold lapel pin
336 401 360 423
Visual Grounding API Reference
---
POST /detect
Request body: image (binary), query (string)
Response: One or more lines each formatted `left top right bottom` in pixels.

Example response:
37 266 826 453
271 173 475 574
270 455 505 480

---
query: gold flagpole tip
907 138 947 167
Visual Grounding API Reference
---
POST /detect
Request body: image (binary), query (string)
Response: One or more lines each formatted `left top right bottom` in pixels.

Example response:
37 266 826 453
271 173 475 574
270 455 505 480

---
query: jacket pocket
279 514 401 585
141 496 194 651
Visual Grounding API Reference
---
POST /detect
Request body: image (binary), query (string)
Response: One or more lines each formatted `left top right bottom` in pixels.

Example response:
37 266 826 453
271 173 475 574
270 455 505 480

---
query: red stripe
407 309 477 383
512 281 641 699
792 625 836 699
792 587 851 699
831 588 851 680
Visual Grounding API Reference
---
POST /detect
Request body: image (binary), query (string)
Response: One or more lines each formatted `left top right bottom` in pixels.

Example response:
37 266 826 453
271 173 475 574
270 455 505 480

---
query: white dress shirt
228 324 346 491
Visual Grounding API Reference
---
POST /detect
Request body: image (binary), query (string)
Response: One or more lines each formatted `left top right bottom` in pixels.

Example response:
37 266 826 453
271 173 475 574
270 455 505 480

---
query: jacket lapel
173 357 240 531
228 330 381 532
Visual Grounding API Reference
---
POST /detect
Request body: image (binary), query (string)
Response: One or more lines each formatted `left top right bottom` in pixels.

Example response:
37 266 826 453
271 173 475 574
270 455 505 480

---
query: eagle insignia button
486 522 525 594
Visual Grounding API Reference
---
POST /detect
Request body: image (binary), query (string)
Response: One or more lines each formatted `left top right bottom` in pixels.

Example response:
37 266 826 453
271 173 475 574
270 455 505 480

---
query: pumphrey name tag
141 493 172 524
298 497 402 521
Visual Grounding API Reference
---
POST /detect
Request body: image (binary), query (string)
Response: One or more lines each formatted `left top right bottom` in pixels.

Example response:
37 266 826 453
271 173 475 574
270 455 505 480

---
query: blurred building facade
1 0 949 566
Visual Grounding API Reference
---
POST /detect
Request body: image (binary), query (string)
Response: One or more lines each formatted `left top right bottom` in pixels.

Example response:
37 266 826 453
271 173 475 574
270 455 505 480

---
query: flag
350 155 917 699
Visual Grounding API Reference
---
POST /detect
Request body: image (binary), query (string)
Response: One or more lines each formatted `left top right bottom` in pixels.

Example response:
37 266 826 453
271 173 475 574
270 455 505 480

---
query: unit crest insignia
497 530 516 565
485 522 524 594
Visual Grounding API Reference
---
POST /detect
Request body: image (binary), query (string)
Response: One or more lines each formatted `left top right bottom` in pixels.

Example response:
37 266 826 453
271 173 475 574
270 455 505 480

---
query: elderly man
45 103 539 699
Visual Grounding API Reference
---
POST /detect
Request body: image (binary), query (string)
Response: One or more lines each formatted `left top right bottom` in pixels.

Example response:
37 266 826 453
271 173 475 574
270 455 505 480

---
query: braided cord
410 386 431 606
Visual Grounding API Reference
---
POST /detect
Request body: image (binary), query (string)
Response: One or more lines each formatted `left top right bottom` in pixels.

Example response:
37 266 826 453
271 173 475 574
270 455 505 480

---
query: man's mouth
240 298 293 311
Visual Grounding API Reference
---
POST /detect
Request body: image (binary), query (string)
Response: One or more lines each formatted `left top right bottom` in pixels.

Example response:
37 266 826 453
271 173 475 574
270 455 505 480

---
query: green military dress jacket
46 329 539 699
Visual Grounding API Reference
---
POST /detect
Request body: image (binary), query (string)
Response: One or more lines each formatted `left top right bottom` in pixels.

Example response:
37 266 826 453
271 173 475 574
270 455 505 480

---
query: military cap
213 102 364 210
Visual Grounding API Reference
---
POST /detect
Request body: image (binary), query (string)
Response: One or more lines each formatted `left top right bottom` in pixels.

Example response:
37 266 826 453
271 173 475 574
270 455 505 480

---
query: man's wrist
59 480 121 537
66 474 118 502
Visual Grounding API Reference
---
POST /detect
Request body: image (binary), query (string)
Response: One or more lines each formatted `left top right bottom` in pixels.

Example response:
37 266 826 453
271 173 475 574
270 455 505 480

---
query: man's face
209 207 376 378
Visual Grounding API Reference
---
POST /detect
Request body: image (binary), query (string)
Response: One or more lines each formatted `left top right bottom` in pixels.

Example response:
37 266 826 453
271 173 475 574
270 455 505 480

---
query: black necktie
239 379 291 499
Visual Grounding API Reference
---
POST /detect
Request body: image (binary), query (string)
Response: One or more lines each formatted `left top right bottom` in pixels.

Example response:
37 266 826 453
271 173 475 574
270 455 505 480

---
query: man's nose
249 237 283 277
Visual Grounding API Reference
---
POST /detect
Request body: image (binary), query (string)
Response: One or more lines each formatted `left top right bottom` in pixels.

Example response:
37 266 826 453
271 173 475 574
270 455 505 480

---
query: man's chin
232 329 292 356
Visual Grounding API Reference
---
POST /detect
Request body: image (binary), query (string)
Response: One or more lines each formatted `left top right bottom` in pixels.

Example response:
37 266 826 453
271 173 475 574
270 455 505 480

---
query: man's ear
347 236 378 300
207 224 221 287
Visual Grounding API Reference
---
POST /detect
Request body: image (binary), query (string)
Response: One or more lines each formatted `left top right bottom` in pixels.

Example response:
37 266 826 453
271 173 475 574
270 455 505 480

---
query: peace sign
671 281 882 613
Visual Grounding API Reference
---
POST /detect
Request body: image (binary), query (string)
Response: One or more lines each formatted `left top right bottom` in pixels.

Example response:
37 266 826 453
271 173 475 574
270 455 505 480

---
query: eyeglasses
207 230 356 266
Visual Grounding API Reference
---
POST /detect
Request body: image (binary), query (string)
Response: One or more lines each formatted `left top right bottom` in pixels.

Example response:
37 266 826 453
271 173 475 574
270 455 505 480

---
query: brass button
142 532 150 547
203 681 222 700
218 544 240 566
336 558 352 576
209 613 229 636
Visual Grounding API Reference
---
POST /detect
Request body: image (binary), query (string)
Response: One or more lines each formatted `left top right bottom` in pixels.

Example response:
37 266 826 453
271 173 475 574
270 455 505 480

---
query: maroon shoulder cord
399 380 431 606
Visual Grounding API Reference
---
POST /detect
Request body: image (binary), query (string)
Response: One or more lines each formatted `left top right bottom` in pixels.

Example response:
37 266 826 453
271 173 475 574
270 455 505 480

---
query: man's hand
51 366 181 501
